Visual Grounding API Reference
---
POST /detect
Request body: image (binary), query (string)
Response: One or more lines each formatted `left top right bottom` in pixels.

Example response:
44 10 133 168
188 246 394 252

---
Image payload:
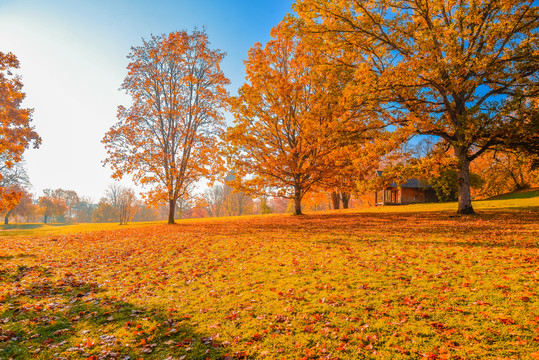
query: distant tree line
0 178 162 225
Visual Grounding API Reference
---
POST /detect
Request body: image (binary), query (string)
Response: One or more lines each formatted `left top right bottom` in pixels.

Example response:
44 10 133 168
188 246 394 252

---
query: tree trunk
331 191 340 210
44 215 48 224
511 169 528 190
456 148 475 215
4 215 8 225
294 188 303 215
168 198 176 224
341 192 351 209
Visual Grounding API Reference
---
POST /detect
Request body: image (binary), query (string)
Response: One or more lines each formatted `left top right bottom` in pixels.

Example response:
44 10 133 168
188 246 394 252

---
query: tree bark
294 187 303 215
331 191 340 210
456 148 475 215
44 215 48 224
168 198 176 224
341 192 351 209
4 216 8 225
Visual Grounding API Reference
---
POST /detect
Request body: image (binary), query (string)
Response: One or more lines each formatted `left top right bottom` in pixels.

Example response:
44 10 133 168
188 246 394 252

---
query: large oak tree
225 22 373 215
103 30 229 223
295 0 538 214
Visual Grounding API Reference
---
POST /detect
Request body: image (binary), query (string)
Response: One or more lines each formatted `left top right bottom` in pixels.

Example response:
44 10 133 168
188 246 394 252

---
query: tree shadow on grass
483 189 539 200
1 223 67 231
0 268 229 359
0 254 37 261
491 205 539 212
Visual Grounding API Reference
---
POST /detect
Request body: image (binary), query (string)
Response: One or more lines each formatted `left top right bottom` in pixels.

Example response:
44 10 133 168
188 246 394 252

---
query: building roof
376 170 431 189
389 178 431 189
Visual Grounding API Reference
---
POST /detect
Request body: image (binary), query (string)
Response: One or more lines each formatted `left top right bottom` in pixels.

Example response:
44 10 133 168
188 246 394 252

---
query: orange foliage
226 21 377 215
0 187 22 216
103 30 229 224
471 150 539 197
295 0 538 214
38 196 67 223
0 52 41 166
0 52 40 206
10 188 35 221
302 191 330 212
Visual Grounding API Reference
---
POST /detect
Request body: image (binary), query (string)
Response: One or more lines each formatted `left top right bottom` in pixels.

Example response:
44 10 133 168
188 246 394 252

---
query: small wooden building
375 177 437 206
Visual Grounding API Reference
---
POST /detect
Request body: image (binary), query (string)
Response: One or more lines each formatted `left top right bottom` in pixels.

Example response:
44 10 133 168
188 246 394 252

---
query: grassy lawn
0 195 538 359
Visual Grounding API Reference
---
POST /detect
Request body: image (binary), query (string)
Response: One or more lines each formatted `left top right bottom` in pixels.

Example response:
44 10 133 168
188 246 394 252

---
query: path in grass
1 209 538 359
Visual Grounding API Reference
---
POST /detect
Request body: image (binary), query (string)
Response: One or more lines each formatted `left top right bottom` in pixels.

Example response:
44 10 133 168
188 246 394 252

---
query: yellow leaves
1 206 539 357
294 0 538 214
103 31 230 222
226 20 375 212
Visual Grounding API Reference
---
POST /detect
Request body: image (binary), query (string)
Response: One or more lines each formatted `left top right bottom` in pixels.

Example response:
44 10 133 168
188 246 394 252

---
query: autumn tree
175 195 192 220
73 196 95 223
269 197 290 214
43 188 80 221
226 22 370 215
117 187 138 225
322 143 384 209
11 189 35 222
258 198 272 214
132 204 159 222
0 157 30 224
223 185 253 216
38 195 67 223
302 191 331 212
92 199 118 223
0 52 40 209
430 169 484 202
104 183 122 212
295 0 539 214
472 150 538 197
202 183 253 218
55 189 79 220
103 30 229 224
103 183 138 224
0 52 41 165
202 184 226 218
0 189 22 224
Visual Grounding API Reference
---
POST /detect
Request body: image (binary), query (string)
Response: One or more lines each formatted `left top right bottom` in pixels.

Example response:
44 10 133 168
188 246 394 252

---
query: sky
0 0 294 201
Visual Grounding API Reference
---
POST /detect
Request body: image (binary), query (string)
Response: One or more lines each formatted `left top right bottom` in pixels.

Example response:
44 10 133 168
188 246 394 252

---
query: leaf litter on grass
0 209 538 359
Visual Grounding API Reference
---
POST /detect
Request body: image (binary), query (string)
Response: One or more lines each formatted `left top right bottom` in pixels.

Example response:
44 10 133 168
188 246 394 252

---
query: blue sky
0 0 294 201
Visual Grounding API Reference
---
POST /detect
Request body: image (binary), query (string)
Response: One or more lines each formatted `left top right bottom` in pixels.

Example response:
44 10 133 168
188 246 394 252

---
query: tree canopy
0 52 40 211
295 0 539 214
103 30 229 223
225 21 380 215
